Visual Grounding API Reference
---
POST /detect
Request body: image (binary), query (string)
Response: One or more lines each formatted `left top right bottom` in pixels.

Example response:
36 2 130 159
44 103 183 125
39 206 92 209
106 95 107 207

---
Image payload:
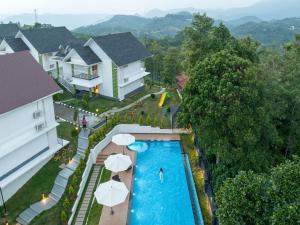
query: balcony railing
73 73 99 81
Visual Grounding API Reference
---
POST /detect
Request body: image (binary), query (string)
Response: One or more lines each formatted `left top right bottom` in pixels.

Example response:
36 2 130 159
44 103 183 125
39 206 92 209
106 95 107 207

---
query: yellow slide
158 92 167 108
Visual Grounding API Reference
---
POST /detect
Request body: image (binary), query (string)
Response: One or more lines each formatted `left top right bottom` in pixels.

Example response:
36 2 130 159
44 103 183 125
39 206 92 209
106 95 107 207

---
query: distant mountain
144 8 200 18
216 0 300 20
224 16 262 28
74 13 192 38
1 14 111 29
231 17 300 45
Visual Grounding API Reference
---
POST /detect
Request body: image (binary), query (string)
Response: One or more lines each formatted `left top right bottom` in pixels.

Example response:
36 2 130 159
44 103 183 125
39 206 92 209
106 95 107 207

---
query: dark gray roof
73 46 101 65
54 38 86 58
0 51 61 115
4 38 29 52
21 26 77 54
92 32 151 66
0 24 19 40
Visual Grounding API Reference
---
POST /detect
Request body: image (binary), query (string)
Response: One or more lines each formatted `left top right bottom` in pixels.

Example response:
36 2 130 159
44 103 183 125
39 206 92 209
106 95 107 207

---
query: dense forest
144 14 300 224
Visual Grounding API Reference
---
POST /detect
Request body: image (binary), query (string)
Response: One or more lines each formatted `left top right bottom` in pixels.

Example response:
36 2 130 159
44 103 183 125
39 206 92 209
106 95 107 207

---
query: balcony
118 69 150 88
73 73 99 80
71 73 103 88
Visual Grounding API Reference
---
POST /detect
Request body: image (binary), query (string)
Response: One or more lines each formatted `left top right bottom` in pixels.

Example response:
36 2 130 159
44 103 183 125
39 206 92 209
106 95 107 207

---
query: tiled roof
20 26 77 54
4 37 29 52
92 32 151 66
0 24 19 40
0 52 61 114
73 46 101 65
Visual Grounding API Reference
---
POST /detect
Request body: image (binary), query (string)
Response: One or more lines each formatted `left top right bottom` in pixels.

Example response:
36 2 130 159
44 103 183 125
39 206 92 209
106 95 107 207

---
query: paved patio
97 133 180 225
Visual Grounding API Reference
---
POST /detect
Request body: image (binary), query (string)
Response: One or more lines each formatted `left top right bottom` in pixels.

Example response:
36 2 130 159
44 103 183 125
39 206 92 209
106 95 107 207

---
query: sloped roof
20 26 77 54
73 46 101 65
0 24 19 40
92 32 151 66
4 37 29 52
0 52 61 115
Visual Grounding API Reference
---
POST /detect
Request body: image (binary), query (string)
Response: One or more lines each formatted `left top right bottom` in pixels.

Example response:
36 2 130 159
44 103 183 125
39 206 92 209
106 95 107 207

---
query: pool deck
98 133 180 225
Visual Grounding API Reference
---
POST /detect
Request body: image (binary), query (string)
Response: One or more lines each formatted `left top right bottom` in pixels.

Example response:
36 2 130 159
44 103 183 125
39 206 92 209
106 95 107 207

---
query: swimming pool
129 141 196 225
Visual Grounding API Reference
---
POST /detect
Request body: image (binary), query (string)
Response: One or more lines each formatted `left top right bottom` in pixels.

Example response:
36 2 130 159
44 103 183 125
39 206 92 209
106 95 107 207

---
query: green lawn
181 134 212 225
120 88 180 128
0 122 77 224
0 160 60 224
86 168 111 225
67 85 161 114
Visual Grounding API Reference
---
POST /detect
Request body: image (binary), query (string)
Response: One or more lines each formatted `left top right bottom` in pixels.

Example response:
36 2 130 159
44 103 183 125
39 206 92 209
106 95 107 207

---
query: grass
120 88 180 128
86 168 111 225
0 122 77 224
181 134 212 225
0 160 60 224
67 85 161 114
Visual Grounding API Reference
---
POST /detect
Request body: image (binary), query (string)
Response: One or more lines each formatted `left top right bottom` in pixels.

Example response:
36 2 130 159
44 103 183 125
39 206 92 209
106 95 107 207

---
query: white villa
0 26 78 77
0 52 68 203
54 32 151 100
0 26 151 101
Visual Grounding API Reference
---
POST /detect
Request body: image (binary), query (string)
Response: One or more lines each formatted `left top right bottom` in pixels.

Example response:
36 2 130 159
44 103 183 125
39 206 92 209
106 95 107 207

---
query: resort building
0 24 152 101
0 26 78 77
54 32 151 100
0 52 68 203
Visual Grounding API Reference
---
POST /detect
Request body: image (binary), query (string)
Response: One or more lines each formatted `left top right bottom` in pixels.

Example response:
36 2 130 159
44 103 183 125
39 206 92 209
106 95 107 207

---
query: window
124 78 129 83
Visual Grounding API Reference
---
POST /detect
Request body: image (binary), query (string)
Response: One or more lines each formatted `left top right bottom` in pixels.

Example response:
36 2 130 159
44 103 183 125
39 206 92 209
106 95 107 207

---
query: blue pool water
129 141 196 225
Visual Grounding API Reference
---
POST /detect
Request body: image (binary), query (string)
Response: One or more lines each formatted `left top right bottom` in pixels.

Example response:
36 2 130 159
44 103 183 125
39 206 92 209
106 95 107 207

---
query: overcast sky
0 0 261 15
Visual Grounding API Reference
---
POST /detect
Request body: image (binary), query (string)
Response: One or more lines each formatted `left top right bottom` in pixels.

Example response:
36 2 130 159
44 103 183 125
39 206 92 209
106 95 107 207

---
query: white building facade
0 52 68 204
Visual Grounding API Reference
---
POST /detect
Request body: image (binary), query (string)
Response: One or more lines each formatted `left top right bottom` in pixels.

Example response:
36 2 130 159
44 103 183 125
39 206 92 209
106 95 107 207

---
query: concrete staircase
73 165 102 225
16 129 90 225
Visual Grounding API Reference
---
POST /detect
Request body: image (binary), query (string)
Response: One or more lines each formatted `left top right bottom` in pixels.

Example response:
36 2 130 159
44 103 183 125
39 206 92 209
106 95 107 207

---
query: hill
74 13 192 38
231 17 300 45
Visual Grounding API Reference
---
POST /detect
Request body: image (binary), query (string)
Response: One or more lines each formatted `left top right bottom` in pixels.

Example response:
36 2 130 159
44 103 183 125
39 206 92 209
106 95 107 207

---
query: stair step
55 175 68 188
18 208 38 224
17 216 28 225
59 167 74 179
51 184 65 199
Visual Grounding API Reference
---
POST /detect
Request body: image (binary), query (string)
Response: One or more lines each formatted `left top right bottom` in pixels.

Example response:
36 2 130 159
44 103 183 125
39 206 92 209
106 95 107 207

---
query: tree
161 47 182 85
182 14 232 71
216 171 269 225
178 49 277 190
217 159 300 225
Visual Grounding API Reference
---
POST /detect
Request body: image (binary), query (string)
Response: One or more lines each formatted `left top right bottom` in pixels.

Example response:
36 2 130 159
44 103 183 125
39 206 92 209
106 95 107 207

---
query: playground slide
158 92 167 108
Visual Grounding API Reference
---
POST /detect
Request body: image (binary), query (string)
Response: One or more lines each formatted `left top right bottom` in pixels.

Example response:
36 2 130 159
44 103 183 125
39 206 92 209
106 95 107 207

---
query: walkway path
55 88 165 129
17 129 90 225
73 165 101 225
54 103 104 129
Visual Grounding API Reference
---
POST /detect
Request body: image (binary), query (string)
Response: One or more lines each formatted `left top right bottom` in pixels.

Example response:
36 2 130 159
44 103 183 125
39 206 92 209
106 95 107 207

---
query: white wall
119 78 144 100
87 40 113 98
0 95 59 191
0 40 14 54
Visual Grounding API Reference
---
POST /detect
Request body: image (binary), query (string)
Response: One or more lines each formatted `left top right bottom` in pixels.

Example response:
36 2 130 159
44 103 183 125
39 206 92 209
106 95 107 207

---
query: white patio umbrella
94 180 129 214
104 154 132 173
112 134 135 154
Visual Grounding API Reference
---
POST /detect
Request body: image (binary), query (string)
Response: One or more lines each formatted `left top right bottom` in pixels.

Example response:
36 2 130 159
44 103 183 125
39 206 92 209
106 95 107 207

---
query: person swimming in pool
159 168 164 183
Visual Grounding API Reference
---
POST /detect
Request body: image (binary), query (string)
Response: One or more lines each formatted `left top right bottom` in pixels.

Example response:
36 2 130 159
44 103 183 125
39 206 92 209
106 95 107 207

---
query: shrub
131 114 135 123
160 117 164 128
71 174 78 187
150 93 155 99
122 113 128 123
81 99 89 110
141 111 145 116
68 185 75 199
115 113 121 124
73 109 78 122
63 198 71 211
167 106 171 113
146 115 151 125
61 210 68 224
138 115 143 125
153 117 158 127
